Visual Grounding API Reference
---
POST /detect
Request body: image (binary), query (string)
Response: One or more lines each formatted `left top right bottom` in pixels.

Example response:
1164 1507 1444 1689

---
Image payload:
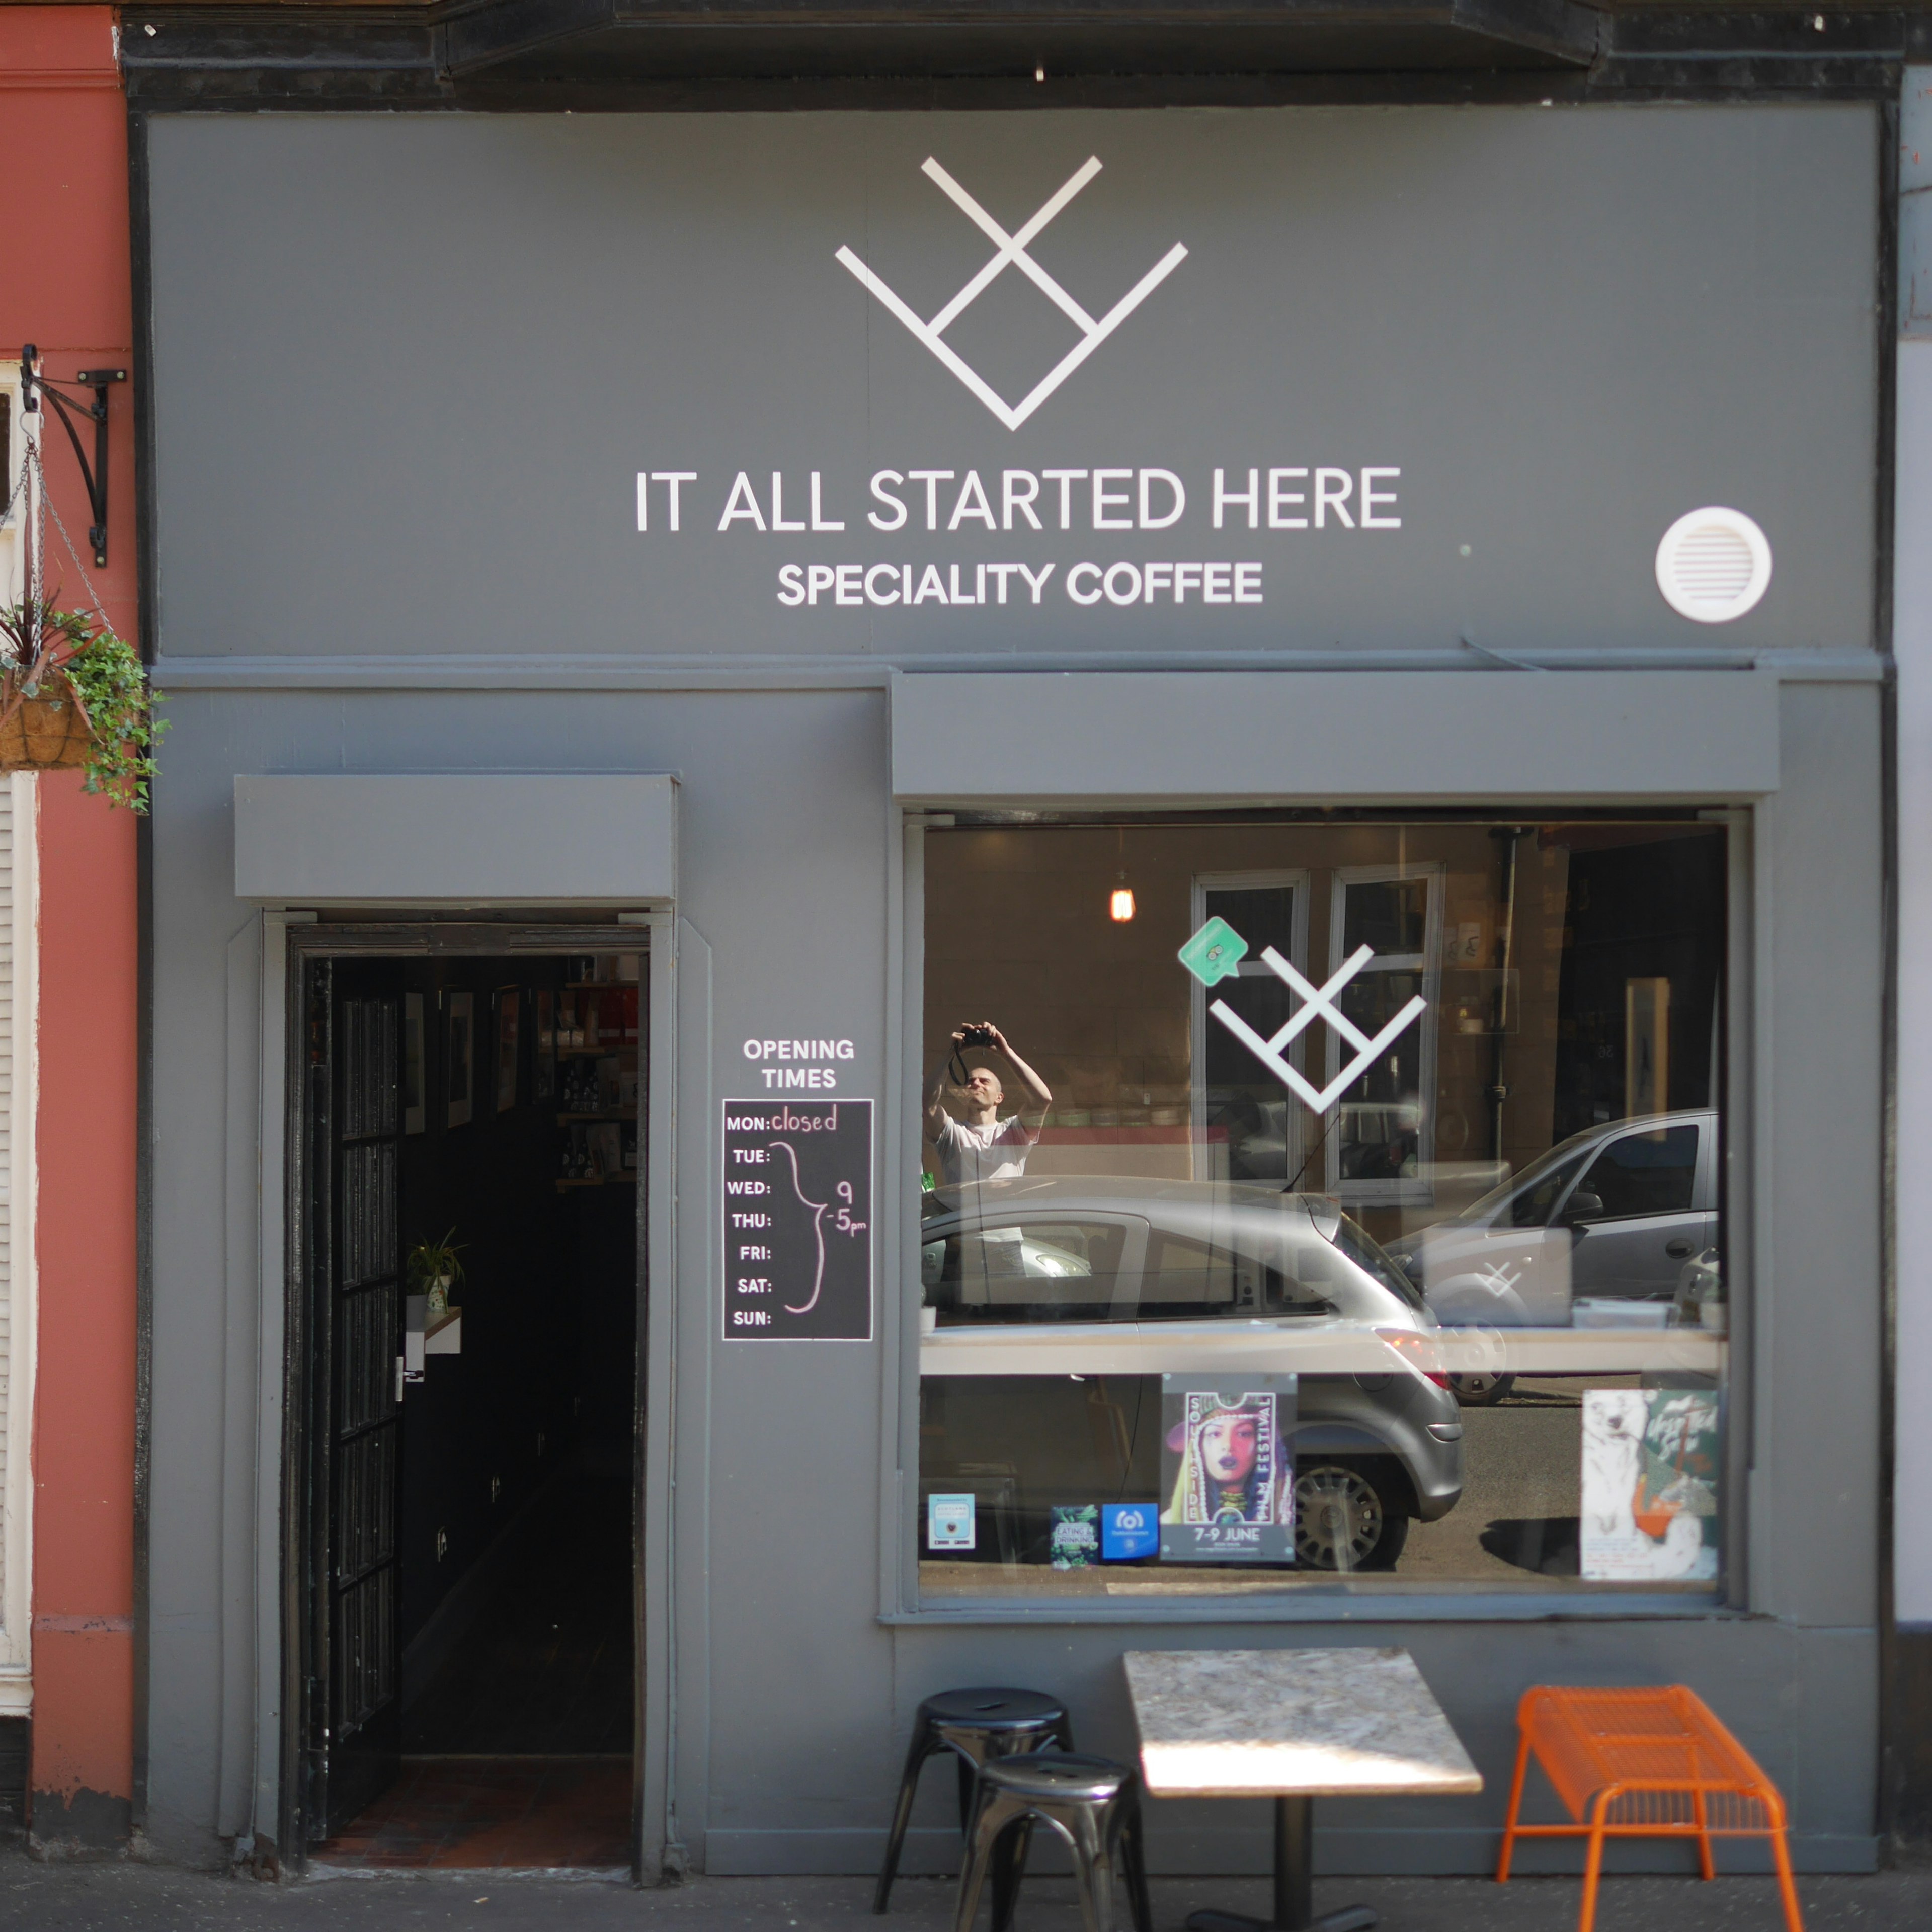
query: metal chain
30 446 110 630
25 443 41 663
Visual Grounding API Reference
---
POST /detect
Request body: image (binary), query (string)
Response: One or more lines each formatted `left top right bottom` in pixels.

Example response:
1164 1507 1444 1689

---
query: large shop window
916 817 1728 1599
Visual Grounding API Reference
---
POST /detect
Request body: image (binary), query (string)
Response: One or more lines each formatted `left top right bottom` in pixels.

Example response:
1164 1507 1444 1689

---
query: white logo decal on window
1187 933 1427 1114
835 156 1188 432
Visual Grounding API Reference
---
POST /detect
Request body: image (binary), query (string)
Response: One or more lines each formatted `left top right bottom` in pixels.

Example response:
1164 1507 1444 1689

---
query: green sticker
1178 916 1248 988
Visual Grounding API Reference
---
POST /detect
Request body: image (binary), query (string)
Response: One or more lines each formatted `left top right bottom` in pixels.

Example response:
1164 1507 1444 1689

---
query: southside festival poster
1159 1375 1297 1563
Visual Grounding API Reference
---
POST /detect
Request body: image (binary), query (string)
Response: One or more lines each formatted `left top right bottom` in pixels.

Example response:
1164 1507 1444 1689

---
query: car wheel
1293 1462 1410 1572
1449 1371 1516 1406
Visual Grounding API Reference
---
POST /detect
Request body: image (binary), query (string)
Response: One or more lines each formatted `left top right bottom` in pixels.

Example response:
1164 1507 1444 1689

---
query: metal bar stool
954 1751 1154 1932
874 1688 1075 1912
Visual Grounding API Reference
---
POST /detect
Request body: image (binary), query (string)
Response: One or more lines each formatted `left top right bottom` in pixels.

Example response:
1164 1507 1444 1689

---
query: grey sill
881 1590 1739 1627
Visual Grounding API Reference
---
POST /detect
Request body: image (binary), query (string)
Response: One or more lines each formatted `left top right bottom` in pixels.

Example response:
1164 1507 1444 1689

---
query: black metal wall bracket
19 344 127 568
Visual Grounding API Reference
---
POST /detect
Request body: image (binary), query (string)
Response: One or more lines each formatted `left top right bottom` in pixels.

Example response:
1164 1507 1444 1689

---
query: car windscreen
1460 1143 1593 1229
1327 1212 1429 1313
1574 1124 1698 1219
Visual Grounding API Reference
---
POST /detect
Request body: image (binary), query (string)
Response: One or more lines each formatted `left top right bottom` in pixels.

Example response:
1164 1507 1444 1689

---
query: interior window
1328 869 1441 1203
1342 877 1432 954
1574 1125 1698 1220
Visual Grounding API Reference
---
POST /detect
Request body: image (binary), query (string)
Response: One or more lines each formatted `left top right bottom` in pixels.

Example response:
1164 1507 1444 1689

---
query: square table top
1124 1647 1483 1799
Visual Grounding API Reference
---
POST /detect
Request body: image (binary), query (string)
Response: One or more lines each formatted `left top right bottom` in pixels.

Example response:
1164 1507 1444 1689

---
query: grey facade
137 95 1891 1876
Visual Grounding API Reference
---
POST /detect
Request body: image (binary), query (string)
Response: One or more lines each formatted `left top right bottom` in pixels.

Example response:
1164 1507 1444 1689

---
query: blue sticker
928 1493 976 1551
1102 1503 1159 1561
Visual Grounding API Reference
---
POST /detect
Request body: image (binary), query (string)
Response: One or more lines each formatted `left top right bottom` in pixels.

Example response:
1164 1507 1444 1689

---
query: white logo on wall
1179 917 1425 1113
836 156 1188 431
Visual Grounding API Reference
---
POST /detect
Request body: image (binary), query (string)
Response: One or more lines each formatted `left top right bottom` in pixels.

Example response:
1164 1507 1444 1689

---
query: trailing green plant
406 1228 466 1291
0 601 166 811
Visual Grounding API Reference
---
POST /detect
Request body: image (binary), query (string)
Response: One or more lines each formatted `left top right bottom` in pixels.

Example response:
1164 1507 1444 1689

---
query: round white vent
1654 507 1772 624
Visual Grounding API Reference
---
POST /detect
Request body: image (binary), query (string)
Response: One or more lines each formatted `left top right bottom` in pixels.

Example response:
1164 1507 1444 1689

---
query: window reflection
917 816 1727 1598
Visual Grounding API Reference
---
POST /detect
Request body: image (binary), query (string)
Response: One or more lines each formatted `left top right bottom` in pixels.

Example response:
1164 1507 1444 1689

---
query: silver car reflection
918 1177 1463 1572
1383 1110 1719 1332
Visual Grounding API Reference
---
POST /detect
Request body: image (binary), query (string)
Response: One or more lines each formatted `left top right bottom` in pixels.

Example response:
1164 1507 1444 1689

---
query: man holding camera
924 1022 1055 1187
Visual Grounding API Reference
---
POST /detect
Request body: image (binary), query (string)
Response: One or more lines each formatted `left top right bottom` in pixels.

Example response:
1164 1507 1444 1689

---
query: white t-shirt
932 1110 1037 1187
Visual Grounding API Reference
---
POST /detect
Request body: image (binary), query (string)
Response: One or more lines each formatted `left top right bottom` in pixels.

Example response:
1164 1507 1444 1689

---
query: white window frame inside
1325 861 1444 1209
0 365 39 1706
1 359 28 603
0 771 37 1707
1188 869 1311 1188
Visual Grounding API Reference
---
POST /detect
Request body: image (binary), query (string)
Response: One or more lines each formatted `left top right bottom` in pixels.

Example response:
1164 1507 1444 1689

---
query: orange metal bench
1496 1686 1803 1932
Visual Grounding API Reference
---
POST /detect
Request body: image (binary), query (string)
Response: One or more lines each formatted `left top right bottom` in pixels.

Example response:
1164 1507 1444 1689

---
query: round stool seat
979 1751 1135 1804
923 1688 1068 1732
955 1750 1152 1932
874 1688 1076 1914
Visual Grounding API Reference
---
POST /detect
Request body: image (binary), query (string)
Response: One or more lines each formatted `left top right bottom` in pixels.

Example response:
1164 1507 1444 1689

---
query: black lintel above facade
435 0 1601 80
117 3 1932 104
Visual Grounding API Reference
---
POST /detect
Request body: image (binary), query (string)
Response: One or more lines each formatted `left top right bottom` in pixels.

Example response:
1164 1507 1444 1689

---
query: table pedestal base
1181 1797 1377 1932
1185 1906 1375 1932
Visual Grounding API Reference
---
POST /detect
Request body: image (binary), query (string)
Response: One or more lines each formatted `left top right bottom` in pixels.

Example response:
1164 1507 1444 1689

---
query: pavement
0 1858 1928 1932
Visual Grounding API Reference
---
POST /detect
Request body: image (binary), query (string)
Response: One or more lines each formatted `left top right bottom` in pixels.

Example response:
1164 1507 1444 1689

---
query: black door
303 960 405 1840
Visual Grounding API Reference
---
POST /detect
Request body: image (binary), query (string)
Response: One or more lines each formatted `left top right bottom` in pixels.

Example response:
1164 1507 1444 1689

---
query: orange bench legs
1495 1687 1803 1932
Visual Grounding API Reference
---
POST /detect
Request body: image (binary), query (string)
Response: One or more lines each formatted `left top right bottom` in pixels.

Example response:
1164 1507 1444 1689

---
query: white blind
0 780 16 1619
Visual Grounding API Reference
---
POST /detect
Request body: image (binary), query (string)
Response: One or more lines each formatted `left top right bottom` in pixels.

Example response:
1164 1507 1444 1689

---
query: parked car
1672 1246 1725 1332
917 1177 1464 1571
1381 1111 1719 1343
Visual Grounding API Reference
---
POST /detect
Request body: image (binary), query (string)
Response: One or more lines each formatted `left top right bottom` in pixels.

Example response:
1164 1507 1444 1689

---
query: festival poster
1580 1387 1721 1581
1159 1375 1297 1563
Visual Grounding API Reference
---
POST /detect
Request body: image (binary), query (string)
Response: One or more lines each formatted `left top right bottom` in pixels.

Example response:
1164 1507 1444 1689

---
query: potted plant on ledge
407 1228 465 1320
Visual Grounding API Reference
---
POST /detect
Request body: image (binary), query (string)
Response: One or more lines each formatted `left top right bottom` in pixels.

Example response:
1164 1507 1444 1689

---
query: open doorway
293 938 643 1872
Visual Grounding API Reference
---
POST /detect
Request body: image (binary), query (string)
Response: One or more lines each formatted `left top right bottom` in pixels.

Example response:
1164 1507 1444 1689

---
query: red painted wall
0 5 139 1847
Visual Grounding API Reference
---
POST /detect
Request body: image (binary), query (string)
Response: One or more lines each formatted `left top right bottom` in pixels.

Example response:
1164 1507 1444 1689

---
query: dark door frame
280 918 656 1876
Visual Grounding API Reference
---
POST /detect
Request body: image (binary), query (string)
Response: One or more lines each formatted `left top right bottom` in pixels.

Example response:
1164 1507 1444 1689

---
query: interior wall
385 955 576 1653
922 820 1722 1236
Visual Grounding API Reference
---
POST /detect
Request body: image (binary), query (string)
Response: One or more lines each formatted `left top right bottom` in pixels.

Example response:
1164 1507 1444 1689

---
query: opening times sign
722 1099 874 1341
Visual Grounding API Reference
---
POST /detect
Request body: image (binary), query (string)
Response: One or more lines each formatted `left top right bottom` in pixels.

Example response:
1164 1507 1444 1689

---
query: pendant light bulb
1110 879 1136 922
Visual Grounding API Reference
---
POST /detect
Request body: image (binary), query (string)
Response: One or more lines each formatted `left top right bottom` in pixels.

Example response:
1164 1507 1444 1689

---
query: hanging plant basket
0 668 95 773
0 440 165 810
0 605 163 810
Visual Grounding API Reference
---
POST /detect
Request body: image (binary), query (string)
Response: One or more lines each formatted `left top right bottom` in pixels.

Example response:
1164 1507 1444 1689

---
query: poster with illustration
1051 1504 1099 1570
1581 1388 1720 1581
1159 1376 1297 1563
